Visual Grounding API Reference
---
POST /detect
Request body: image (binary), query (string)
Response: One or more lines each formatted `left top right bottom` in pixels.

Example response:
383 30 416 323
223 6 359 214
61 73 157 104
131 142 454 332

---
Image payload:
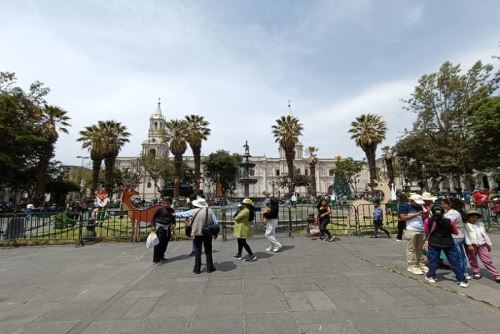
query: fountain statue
239 140 258 197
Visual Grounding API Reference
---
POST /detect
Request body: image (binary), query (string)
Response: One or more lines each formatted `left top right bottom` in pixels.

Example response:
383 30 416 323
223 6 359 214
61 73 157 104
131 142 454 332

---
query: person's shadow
216 261 237 272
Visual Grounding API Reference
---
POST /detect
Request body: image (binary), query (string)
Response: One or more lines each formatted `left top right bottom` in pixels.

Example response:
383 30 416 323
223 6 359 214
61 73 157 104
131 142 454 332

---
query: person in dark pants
423 204 468 287
317 199 335 241
371 199 391 238
151 197 176 265
396 193 408 241
176 197 219 274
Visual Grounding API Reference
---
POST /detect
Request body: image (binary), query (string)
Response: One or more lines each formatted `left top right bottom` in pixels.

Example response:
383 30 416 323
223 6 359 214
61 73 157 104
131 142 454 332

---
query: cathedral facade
114 101 372 200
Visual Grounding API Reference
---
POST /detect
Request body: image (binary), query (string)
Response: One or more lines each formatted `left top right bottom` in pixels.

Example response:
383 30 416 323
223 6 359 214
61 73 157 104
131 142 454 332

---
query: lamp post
76 155 89 200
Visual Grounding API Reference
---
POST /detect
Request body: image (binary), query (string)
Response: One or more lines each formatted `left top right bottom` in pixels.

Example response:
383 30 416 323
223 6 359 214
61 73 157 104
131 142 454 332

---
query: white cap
409 194 425 205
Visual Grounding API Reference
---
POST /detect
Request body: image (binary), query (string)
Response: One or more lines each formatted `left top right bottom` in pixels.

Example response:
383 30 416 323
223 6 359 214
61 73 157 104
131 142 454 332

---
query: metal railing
2 202 498 246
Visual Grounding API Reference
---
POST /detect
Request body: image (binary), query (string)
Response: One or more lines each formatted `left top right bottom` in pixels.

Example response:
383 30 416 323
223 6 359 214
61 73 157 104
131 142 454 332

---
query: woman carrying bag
233 198 257 262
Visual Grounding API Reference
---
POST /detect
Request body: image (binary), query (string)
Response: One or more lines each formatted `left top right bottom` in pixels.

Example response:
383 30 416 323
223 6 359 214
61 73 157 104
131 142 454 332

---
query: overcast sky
1 0 499 167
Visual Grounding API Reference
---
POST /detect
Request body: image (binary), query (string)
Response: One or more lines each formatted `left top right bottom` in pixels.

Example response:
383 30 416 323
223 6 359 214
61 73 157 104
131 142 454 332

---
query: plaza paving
2 233 500 334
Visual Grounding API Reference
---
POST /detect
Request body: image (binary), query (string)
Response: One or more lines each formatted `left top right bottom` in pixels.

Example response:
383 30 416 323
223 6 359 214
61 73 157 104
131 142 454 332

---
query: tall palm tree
271 115 303 194
304 146 319 197
184 114 211 193
348 114 387 187
100 121 130 196
78 124 106 197
33 105 70 206
162 119 188 199
382 146 395 186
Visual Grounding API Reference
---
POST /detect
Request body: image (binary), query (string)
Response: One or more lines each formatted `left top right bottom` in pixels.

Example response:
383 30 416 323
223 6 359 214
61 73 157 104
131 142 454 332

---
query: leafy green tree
467 96 500 170
185 114 211 192
162 119 188 199
348 114 387 187
160 160 194 185
203 150 241 196
271 115 303 194
0 72 54 196
332 171 352 200
137 154 169 196
403 61 499 190
333 157 364 193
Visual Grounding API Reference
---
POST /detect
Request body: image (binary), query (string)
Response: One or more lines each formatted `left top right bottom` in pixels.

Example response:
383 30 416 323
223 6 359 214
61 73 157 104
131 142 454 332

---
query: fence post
288 206 292 238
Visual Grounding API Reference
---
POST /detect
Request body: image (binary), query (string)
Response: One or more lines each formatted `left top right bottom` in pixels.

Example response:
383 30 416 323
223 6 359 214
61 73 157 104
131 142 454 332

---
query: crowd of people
149 196 285 274
394 191 500 288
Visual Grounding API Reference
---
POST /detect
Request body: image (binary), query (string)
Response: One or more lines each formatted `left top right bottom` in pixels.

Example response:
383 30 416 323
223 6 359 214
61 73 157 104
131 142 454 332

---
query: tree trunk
33 147 52 207
90 158 102 198
104 155 116 197
309 162 317 197
192 145 202 192
365 146 377 189
174 154 183 199
285 148 295 194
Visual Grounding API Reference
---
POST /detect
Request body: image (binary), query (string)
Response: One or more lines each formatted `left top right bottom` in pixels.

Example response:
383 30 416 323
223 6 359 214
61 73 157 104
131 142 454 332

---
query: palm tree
162 119 188 199
304 146 319 197
382 146 395 186
78 124 106 197
271 115 303 194
348 114 387 187
99 121 130 196
33 105 70 206
184 114 211 193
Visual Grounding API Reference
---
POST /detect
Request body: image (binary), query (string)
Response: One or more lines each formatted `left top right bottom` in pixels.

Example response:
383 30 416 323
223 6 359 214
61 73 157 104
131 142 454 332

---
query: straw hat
409 194 425 205
465 210 482 218
421 192 437 202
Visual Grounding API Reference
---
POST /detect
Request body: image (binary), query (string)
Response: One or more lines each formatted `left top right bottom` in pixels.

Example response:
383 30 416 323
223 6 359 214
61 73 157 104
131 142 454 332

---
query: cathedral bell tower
142 98 169 158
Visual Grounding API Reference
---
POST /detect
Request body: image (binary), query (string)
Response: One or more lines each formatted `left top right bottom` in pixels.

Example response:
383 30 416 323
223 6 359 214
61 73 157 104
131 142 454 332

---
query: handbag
146 231 159 249
198 208 220 237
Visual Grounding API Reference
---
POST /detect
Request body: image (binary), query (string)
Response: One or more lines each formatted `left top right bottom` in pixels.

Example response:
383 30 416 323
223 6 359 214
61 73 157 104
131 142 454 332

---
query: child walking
463 210 500 282
371 199 391 238
423 204 468 287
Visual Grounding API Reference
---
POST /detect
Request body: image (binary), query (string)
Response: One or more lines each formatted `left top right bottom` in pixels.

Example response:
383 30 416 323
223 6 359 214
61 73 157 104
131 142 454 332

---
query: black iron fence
1 202 498 246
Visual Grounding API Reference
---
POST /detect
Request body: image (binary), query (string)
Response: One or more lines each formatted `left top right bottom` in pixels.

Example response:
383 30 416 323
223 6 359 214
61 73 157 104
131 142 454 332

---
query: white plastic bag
146 231 159 249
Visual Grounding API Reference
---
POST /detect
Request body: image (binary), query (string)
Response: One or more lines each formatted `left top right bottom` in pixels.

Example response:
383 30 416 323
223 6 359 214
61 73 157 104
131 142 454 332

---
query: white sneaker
443 273 456 281
273 245 282 252
465 273 472 280
419 265 429 272
407 266 424 275
328 236 335 242
458 281 469 288
425 276 436 283
265 247 272 252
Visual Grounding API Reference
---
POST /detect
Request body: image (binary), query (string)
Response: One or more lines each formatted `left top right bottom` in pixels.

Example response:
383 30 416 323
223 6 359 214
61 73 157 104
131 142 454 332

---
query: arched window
154 122 158 130
149 149 156 157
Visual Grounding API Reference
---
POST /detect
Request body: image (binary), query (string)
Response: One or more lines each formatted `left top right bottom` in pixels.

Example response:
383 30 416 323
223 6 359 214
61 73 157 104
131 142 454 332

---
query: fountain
239 141 258 198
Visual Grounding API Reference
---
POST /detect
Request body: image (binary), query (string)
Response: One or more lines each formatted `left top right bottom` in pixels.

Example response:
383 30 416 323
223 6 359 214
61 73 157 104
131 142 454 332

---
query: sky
1 0 499 167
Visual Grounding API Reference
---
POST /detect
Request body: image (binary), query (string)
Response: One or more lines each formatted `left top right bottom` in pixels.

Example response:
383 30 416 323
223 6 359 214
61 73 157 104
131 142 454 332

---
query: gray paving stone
1 236 500 333
297 321 360 334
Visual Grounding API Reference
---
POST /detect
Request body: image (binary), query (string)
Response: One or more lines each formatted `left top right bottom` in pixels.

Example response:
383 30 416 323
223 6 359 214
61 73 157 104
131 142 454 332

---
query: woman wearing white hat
176 197 219 274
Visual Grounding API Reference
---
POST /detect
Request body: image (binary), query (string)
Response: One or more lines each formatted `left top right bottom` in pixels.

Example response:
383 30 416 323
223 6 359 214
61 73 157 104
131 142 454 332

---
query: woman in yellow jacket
233 198 257 262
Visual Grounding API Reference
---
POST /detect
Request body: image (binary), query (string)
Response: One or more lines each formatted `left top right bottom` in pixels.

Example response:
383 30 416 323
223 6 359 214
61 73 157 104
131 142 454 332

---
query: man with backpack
175 197 219 274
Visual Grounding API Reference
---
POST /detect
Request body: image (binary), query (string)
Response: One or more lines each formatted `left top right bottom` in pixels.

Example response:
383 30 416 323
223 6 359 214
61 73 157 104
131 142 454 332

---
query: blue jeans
453 237 468 274
427 245 466 282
